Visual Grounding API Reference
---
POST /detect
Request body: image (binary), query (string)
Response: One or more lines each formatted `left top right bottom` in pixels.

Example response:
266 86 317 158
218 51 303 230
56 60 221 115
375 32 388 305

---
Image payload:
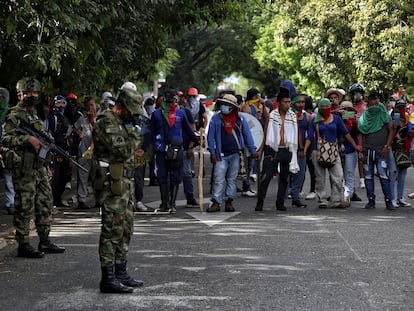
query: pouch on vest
4 149 21 171
109 163 123 196
22 151 36 171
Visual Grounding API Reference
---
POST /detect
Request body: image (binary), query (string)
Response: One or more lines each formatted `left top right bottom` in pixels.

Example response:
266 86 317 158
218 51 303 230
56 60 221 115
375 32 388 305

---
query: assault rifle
16 119 88 173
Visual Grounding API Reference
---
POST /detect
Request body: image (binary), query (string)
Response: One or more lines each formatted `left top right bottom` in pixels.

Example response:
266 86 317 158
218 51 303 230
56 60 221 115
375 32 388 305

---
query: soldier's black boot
38 238 66 254
168 184 179 213
18 243 45 258
158 184 169 212
115 260 144 287
100 265 134 293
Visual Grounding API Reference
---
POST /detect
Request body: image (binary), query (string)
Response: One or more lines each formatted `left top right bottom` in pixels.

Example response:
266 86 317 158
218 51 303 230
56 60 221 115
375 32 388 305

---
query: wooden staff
198 128 204 212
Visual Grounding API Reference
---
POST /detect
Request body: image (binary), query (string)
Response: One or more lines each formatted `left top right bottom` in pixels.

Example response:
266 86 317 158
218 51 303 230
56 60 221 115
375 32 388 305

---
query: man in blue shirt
207 94 259 212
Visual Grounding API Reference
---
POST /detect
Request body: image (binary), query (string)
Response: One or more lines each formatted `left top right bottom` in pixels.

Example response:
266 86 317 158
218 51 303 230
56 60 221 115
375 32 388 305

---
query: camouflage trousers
12 166 53 244
99 177 134 267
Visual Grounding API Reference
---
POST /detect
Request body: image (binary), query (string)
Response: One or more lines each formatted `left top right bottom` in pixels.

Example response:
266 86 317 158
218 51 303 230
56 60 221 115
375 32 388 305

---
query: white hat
120 81 137 92
101 91 112 101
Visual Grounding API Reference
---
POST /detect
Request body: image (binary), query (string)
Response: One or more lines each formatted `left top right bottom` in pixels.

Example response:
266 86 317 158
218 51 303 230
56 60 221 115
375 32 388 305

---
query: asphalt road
1 157 414 310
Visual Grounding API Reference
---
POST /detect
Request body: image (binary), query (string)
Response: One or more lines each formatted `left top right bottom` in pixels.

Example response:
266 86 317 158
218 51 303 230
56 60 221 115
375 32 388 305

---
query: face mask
220 105 231 115
189 98 198 107
23 96 39 106
321 107 331 119
354 93 362 103
55 106 65 113
145 104 155 116
342 111 355 120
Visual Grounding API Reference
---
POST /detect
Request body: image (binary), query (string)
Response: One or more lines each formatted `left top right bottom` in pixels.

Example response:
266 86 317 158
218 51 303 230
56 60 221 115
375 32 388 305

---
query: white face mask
354 92 363 103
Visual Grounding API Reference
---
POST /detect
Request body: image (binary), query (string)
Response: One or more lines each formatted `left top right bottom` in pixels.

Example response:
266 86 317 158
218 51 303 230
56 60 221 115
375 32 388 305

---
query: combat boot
100 265 133 293
115 260 144 288
168 184 179 213
18 243 45 258
38 238 66 254
158 184 169 212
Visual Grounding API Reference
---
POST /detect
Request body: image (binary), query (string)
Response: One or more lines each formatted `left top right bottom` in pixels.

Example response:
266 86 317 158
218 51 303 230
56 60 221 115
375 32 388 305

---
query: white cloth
266 108 299 173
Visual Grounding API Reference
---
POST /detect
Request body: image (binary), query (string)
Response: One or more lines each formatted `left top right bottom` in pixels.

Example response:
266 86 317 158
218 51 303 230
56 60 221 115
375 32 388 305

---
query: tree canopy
1 0 413 100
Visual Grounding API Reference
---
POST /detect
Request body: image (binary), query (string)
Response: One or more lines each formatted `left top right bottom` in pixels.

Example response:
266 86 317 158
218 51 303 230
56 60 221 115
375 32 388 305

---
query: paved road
1 159 414 310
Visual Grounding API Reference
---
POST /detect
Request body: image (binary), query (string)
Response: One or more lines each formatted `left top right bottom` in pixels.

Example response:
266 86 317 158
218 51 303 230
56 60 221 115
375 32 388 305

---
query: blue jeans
344 151 357 198
242 157 256 191
290 152 306 201
389 150 407 200
211 152 239 204
182 152 195 200
363 148 391 203
1 169 15 208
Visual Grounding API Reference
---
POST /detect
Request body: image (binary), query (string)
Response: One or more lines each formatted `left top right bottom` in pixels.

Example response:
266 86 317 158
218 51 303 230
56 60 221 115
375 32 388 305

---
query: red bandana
221 113 237 135
167 104 178 127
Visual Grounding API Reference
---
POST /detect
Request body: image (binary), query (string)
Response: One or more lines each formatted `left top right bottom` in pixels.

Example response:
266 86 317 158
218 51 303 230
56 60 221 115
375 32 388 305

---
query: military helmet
117 89 142 115
17 77 41 93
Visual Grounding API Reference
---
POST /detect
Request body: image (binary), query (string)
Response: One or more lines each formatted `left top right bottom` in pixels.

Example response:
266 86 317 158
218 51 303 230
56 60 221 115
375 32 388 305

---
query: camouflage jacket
93 110 141 169
2 105 45 155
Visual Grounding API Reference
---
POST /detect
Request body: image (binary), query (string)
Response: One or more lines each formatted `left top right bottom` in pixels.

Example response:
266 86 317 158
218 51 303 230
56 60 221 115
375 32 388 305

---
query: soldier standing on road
2 78 65 258
93 86 144 293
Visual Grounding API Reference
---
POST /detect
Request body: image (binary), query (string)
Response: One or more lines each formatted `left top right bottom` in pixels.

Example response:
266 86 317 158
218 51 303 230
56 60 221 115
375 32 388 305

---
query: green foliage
0 0 246 97
253 0 414 98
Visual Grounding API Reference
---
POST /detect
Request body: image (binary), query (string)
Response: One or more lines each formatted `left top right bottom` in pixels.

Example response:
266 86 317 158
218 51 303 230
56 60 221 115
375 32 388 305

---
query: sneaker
54 200 70 208
391 200 398 208
135 201 150 212
408 192 414 199
351 193 362 201
207 200 220 213
397 199 411 207
186 198 199 208
364 201 376 209
287 193 292 199
292 200 307 208
242 189 257 197
305 192 317 200
318 200 328 209
359 179 365 189
65 182 72 190
250 174 257 182
341 197 351 208
386 200 396 210
225 199 235 212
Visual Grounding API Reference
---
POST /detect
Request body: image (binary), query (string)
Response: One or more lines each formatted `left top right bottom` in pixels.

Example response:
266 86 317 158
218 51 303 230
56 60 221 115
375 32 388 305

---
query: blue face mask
220 105 231 115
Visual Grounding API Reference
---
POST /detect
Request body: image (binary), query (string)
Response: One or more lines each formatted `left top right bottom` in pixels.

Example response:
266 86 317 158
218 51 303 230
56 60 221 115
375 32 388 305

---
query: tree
0 0 247 98
253 0 414 98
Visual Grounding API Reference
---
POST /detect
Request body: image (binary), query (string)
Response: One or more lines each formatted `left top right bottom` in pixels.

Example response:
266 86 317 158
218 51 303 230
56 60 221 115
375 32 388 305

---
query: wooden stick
198 128 204 212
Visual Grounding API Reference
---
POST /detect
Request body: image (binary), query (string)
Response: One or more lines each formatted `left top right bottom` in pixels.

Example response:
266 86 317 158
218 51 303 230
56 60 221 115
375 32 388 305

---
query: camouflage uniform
94 110 140 267
2 106 53 243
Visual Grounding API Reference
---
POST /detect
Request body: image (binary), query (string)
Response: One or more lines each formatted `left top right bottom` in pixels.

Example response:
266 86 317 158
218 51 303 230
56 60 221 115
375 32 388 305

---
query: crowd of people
1 76 414 293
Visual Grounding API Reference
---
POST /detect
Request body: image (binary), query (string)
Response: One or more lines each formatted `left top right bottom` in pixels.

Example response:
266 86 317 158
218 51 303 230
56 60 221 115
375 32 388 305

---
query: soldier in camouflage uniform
2 78 65 258
93 85 144 293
